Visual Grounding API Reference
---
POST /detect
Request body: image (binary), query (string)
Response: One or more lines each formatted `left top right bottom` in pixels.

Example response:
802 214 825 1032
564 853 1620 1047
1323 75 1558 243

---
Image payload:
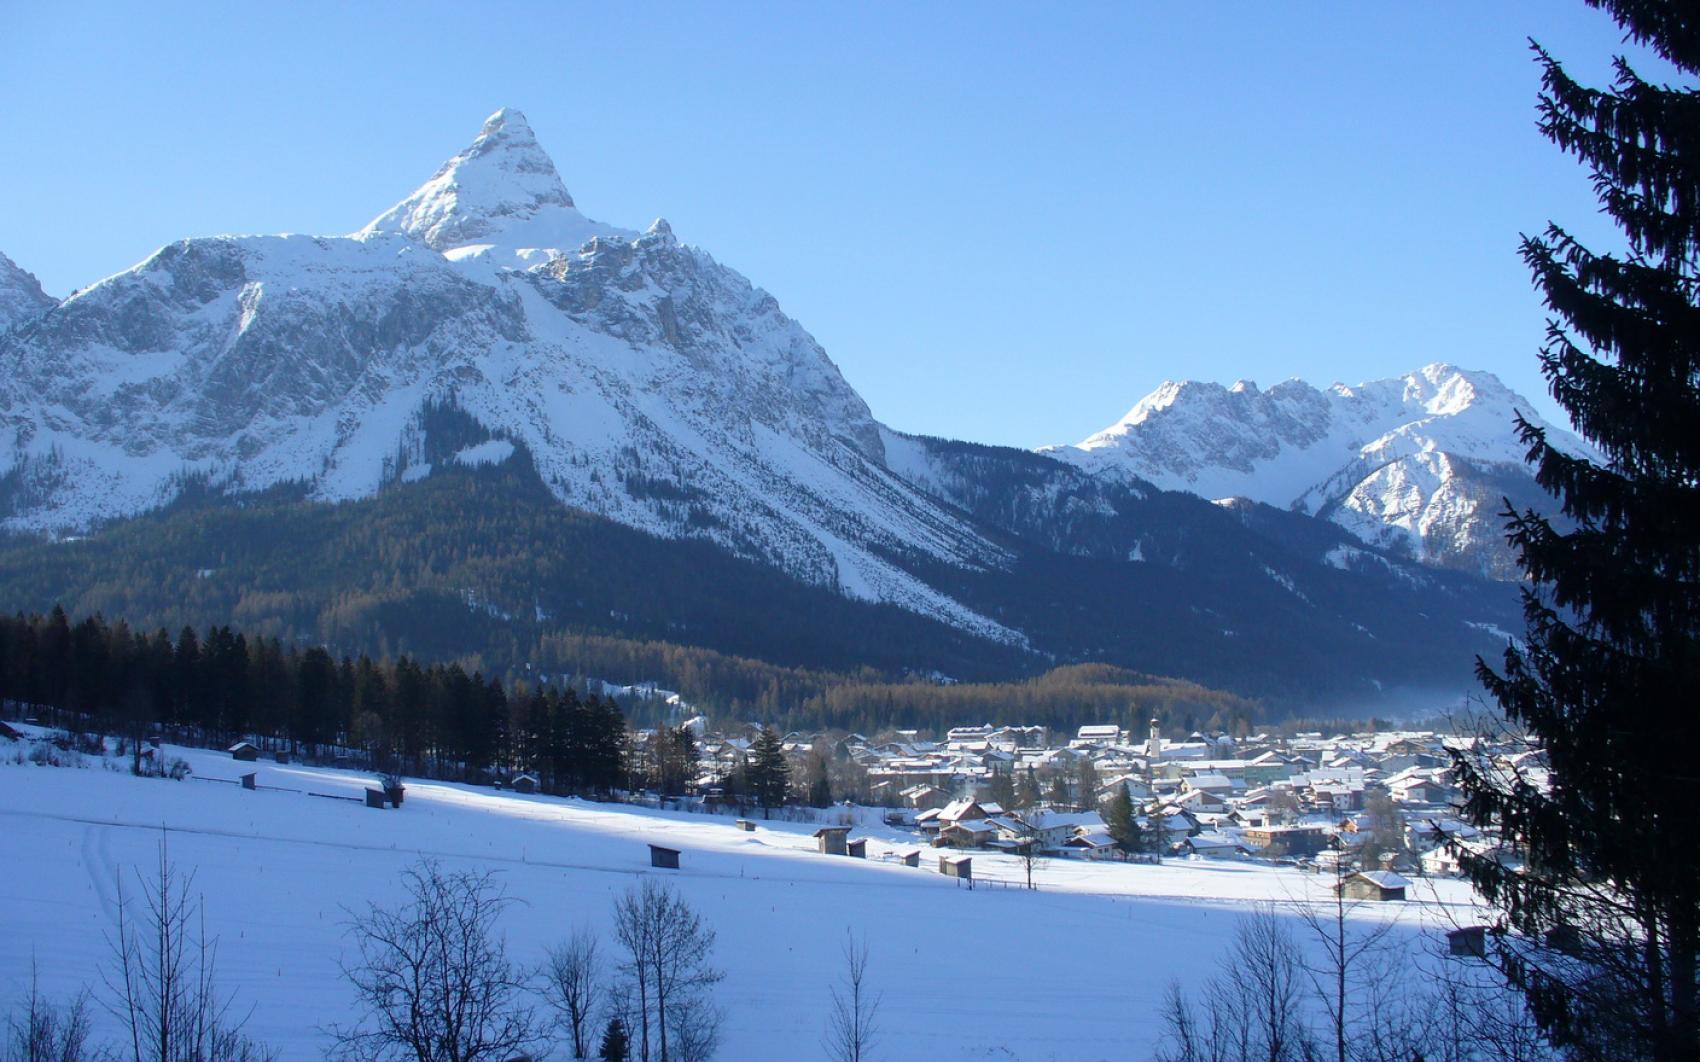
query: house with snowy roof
1074 724 1122 746
1187 830 1253 858
1064 828 1125 860
1337 870 1409 901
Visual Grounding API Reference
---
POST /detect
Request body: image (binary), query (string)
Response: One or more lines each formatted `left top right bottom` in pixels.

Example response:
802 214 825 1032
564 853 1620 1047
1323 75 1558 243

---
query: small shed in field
240 772 257 790
649 844 681 870
1337 870 1409 902
735 819 756 832
1448 926 1488 958
364 788 388 809
901 850 921 867
511 774 539 795
939 855 973 883
815 826 850 856
228 742 260 762
847 838 868 859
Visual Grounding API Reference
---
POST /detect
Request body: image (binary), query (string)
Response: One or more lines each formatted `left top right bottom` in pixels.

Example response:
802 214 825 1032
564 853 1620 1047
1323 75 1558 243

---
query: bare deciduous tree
5 962 93 1062
823 932 879 1062
1011 816 1040 891
102 842 274 1062
612 879 722 1062
1296 847 1400 1062
542 928 602 1059
331 861 541 1062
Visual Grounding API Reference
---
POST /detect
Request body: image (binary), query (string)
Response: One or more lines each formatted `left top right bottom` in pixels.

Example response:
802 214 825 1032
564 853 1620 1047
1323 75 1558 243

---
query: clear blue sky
0 2 1674 447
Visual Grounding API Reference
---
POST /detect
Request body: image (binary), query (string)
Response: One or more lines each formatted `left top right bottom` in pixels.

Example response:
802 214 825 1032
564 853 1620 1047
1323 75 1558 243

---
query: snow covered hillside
1051 364 1597 576
0 734 1486 1060
0 109 1012 640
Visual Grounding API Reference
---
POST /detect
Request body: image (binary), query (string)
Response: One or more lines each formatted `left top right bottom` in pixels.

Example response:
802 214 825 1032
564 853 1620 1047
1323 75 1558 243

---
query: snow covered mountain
0 108 1011 639
0 107 1532 701
0 251 56 335
356 108 636 266
1049 365 1596 577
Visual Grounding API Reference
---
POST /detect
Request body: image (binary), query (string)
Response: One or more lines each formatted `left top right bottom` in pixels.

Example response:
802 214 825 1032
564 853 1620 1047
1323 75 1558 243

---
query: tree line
0 606 627 793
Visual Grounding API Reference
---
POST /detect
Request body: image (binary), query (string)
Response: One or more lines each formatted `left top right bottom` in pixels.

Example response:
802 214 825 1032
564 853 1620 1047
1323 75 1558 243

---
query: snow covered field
0 734 1485 1060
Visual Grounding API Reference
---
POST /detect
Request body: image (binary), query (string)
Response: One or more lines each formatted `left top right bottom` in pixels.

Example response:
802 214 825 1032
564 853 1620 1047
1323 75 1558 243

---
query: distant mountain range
1049 364 1595 578
0 108 1559 709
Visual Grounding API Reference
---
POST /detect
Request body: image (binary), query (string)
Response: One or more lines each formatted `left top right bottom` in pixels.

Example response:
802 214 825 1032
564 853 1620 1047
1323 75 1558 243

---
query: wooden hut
901 850 921 868
240 772 257 790
939 854 973 884
735 819 756 832
364 788 388 809
1448 925 1488 958
649 844 681 870
511 774 539 795
814 826 850 856
1336 870 1409 902
228 741 260 762
847 838 868 859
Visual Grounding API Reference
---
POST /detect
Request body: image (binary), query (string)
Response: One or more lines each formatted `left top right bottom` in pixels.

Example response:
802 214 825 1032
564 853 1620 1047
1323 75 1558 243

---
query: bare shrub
1155 910 1316 1062
5 964 93 1062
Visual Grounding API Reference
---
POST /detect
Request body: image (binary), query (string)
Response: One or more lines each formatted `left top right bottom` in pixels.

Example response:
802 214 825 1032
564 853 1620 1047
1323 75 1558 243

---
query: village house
1240 824 1331 859
1073 724 1122 747
1064 829 1125 860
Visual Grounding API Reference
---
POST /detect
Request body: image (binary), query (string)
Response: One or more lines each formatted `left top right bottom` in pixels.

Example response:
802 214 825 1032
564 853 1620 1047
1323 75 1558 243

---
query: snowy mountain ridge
0 108 1533 685
0 108 1013 641
1050 364 1595 575
0 251 57 335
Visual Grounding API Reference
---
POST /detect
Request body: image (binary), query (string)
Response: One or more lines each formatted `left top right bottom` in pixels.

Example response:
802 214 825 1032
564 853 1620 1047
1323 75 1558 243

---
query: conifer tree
1102 784 1142 854
1014 771 1041 810
598 1016 629 1062
1456 4 1700 1057
746 727 790 817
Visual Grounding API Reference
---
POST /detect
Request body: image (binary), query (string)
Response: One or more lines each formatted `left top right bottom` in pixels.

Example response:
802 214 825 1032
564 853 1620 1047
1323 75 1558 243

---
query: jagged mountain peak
0 110 1011 640
0 251 57 334
357 106 633 264
1052 362 1595 577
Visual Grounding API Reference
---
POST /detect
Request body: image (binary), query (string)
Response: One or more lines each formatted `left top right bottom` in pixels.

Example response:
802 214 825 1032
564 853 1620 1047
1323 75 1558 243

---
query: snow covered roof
1188 831 1247 851
938 798 981 821
1066 829 1116 848
1186 773 1234 791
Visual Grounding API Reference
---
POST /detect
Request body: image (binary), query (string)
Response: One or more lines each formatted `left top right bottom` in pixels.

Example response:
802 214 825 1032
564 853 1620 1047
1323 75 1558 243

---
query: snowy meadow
0 732 1487 1060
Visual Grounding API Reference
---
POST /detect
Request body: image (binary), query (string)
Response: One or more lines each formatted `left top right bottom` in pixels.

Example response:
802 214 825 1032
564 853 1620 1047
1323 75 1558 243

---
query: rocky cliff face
0 252 56 335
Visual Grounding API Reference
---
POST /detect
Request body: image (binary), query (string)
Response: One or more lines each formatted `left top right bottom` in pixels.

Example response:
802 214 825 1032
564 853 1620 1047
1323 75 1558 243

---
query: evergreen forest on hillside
0 447 1502 718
